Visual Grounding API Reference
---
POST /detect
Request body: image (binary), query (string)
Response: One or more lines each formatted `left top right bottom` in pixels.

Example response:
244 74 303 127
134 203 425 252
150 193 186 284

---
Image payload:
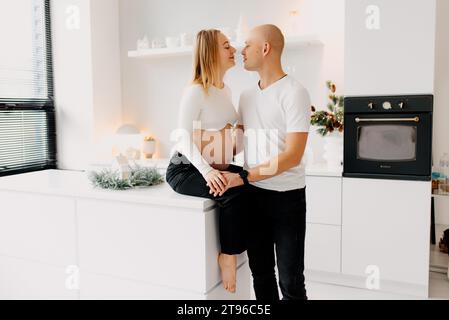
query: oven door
344 113 432 180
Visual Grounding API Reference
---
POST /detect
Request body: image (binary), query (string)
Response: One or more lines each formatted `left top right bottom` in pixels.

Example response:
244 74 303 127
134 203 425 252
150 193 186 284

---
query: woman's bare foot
218 253 237 293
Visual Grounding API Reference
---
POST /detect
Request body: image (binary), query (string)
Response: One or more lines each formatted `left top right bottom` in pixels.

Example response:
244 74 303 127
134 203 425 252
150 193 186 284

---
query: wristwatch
238 169 249 185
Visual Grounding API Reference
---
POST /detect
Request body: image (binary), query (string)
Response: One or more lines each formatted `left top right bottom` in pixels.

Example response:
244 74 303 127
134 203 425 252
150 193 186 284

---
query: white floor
247 273 449 300
247 224 449 300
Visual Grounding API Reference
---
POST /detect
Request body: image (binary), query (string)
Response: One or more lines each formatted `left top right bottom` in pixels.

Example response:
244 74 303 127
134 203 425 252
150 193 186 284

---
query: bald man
219 25 310 300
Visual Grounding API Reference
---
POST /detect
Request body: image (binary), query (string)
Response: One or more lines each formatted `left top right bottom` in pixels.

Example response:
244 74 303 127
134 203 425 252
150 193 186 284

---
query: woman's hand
218 172 244 196
205 170 228 197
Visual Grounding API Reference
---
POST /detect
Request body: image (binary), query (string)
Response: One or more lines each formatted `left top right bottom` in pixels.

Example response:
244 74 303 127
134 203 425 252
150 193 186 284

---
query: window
0 0 56 177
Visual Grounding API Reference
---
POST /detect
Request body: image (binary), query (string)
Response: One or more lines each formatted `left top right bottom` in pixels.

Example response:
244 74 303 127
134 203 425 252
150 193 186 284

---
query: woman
165 29 246 294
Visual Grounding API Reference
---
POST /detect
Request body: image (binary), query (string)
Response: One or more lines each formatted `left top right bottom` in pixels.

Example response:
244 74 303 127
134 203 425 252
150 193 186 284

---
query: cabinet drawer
80 262 251 300
77 199 207 293
76 199 247 294
306 176 342 225
0 191 77 266
0 255 78 300
305 223 341 273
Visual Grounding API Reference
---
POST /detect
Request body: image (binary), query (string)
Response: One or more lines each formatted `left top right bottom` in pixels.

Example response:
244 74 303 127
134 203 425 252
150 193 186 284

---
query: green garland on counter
88 165 164 190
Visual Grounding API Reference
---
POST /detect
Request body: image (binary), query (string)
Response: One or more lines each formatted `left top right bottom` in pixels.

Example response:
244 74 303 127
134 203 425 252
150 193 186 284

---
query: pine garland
88 165 164 190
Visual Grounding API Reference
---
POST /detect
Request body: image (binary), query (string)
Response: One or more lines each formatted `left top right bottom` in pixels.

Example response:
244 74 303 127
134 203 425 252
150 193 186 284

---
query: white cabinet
306 176 342 225
0 256 78 300
0 170 250 300
0 191 77 267
345 0 436 96
304 175 342 273
342 178 431 291
305 224 341 273
80 263 251 300
77 199 247 294
77 199 208 293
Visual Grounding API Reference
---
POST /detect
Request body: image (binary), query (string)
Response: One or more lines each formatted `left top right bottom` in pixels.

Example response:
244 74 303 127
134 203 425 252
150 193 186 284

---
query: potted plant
310 81 344 170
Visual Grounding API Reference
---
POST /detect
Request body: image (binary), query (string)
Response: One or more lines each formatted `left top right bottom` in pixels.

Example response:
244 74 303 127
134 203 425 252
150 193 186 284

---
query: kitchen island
0 164 430 299
0 169 249 299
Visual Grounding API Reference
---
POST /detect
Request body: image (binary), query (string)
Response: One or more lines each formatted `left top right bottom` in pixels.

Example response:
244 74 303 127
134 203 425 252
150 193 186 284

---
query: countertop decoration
88 164 164 190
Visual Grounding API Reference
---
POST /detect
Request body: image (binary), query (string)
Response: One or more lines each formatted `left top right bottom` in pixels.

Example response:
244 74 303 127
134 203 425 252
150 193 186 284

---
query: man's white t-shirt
238 75 311 192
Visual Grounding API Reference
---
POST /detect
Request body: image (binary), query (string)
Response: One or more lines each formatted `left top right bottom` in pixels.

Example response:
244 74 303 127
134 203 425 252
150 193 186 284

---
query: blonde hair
192 29 221 94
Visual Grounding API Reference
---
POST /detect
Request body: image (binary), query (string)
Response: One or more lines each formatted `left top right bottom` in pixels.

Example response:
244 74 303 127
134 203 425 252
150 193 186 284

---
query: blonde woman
165 29 248 293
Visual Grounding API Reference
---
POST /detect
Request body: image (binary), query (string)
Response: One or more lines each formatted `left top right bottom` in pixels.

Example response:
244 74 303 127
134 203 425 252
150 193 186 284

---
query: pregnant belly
199 124 234 170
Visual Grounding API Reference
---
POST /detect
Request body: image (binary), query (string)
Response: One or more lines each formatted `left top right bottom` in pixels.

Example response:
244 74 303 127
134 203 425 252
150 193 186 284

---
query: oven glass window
357 125 417 161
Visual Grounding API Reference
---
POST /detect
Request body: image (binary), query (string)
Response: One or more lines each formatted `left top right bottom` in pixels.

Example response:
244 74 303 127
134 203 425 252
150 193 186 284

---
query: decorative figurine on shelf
137 35 150 51
180 33 193 47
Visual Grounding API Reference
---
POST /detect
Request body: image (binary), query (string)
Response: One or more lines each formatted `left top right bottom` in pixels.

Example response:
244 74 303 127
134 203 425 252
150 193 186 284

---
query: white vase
323 131 343 171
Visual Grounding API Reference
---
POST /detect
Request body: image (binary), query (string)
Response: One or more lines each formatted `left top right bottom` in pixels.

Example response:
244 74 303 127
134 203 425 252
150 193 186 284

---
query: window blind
0 0 56 177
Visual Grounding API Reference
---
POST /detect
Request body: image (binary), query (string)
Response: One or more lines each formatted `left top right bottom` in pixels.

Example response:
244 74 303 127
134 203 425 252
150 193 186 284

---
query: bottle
439 153 449 195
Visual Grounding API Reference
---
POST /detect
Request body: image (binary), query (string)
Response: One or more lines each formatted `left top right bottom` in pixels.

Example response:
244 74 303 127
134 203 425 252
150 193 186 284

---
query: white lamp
114 124 142 160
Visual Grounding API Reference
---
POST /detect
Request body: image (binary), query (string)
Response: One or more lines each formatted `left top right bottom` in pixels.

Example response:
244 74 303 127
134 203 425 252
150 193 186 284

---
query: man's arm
248 132 308 182
218 132 308 196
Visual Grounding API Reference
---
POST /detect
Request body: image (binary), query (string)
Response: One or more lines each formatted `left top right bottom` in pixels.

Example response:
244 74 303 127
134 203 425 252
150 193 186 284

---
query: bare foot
218 253 237 293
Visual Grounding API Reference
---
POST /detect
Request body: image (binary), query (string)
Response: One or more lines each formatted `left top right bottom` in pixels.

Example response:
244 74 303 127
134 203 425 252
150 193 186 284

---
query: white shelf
128 35 323 60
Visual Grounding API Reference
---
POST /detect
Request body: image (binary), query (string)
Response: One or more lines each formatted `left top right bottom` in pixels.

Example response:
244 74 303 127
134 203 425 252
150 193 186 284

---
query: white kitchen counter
0 169 250 299
0 169 214 211
305 163 342 177
0 163 341 212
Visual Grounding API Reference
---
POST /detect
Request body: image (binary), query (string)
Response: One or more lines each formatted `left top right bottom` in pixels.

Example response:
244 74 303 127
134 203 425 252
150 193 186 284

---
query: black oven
343 95 433 181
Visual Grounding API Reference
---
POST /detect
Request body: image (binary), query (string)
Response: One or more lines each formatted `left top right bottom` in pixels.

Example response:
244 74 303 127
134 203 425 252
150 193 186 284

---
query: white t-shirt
238 75 311 191
175 84 240 177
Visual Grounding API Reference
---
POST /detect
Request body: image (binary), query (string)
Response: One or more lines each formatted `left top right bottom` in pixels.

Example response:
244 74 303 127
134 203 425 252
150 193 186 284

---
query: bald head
251 24 285 55
242 24 286 71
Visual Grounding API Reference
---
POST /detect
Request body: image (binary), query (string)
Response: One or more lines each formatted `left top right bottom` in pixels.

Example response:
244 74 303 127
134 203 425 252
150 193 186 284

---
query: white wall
52 0 122 170
119 0 345 160
345 0 436 96
52 0 94 170
434 0 449 226
90 0 123 163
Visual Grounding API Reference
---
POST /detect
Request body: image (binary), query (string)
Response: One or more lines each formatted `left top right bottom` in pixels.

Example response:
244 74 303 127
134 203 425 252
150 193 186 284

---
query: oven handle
355 117 420 123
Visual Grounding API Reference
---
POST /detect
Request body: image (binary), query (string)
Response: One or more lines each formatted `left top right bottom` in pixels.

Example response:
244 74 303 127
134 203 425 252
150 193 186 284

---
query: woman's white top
175 84 240 177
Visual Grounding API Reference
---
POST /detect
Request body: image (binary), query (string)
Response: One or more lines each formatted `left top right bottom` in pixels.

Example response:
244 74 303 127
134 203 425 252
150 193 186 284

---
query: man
220 24 311 300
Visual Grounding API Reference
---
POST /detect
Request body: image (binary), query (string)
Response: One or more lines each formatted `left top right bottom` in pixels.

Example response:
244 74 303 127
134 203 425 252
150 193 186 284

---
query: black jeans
246 185 307 300
165 153 248 255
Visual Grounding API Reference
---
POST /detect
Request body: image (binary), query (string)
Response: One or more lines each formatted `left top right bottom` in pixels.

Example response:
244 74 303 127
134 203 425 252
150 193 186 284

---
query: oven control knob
398 102 405 109
368 102 374 110
383 101 392 110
